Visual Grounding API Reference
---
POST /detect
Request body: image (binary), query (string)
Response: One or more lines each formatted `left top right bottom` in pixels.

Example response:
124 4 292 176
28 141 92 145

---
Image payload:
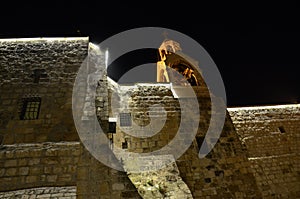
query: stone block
42 157 57 165
4 159 17 167
58 174 72 182
5 151 14 158
141 142 149 148
19 167 29 175
30 166 41 175
0 168 5 177
46 175 57 182
18 158 28 166
43 166 52 174
28 158 41 165
5 168 17 176
112 183 125 191
99 182 110 194
25 175 38 183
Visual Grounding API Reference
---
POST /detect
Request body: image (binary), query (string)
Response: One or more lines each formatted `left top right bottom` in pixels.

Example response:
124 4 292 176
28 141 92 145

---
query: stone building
0 37 299 198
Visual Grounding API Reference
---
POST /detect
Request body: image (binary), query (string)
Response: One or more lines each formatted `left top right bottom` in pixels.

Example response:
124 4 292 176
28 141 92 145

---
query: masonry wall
113 84 180 153
0 38 88 144
1 37 299 198
75 43 141 198
228 105 300 198
0 142 80 191
0 38 141 198
77 145 141 199
0 84 80 144
176 87 261 198
111 83 261 198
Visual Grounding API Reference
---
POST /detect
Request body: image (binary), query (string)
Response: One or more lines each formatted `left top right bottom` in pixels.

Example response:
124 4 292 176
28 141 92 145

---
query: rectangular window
20 97 41 120
119 113 132 127
122 141 128 149
109 122 116 133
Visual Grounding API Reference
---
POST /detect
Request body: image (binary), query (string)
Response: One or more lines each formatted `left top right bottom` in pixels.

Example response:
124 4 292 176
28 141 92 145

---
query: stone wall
0 38 88 85
0 84 80 144
75 43 140 198
0 142 80 192
0 38 141 198
0 186 76 199
174 87 261 198
1 37 299 198
0 38 89 144
76 145 141 199
113 84 180 153
126 159 193 198
110 82 261 198
228 104 300 198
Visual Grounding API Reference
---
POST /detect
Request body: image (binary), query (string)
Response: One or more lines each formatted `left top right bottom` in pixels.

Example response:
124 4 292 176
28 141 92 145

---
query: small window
109 122 116 133
20 97 41 120
119 113 132 127
278 126 286 133
122 141 128 149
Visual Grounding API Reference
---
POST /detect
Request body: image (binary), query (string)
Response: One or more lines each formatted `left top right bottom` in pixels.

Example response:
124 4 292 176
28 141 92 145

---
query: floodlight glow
105 49 109 69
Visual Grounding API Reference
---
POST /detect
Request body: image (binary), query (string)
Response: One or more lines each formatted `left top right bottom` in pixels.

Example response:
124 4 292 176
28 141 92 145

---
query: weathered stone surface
0 142 80 191
0 186 76 199
0 38 88 85
0 38 88 145
110 84 181 152
124 156 193 199
0 38 299 199
228 104 300 198
76 144 141 199
109 81 261 198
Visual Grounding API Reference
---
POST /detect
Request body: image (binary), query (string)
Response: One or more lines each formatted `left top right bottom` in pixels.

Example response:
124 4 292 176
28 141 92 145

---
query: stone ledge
0 186 76 199
0 142 80 151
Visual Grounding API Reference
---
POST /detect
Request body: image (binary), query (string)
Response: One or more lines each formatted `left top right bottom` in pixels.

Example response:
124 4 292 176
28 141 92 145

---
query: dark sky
1 3 299 107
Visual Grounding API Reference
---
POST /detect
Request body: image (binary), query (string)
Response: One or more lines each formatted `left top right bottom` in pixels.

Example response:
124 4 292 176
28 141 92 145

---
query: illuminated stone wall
0 38 141 198
169 87 260 198
75 43 140 199
76 144 141 199
112 84 180 152
228 105 300 198
0 186 76 198
111 83 261 198
0 37 299 199
0 142 80 192
0 38 89 144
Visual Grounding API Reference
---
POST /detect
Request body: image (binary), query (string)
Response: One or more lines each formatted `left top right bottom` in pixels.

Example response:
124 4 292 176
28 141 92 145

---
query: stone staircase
113 149 193 199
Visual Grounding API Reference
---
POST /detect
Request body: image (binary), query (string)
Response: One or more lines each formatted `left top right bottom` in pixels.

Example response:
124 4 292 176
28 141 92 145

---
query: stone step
113 151 194 198
121 154 176 173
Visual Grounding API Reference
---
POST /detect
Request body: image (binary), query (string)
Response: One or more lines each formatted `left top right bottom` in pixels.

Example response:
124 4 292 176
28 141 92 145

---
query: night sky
1 3 299 107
